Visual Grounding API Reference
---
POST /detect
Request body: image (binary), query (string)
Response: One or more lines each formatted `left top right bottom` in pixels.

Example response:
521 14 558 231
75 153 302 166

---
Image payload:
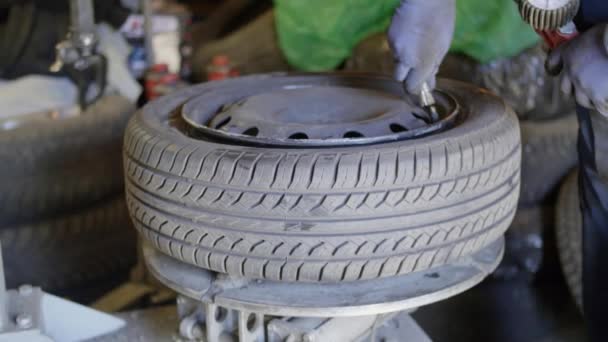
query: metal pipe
70 0 96 38
142 0 155 66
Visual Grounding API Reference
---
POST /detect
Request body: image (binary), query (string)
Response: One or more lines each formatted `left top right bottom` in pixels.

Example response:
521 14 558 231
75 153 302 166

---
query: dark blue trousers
576 106 608 341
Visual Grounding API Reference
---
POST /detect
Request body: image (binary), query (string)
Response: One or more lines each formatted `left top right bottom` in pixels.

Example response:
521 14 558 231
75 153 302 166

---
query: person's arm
387 0 455 94
546 0 608 115
576 0 608 55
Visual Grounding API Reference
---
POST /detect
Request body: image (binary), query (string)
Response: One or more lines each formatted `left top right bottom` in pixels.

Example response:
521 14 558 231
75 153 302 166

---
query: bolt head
16 314 33 329
82 36 93 46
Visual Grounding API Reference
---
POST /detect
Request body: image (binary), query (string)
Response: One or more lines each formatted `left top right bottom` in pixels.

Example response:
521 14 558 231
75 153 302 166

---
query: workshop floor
414 269 586 342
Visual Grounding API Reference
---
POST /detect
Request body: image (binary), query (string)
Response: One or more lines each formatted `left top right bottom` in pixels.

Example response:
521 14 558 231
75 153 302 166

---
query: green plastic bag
451 0 540 63
274 0 539 71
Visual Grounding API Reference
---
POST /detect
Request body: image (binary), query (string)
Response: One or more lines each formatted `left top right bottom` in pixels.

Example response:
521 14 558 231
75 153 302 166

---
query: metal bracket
0 286 51 342
177 297 265 342
175 296 431 342
144 239 504 317
50 0 107 109
141 239 504 341
0 242 125 341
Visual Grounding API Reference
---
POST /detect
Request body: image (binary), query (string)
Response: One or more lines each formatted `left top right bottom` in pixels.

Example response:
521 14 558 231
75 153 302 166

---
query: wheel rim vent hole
243 127 259 136
215 307 228 322
215 116 232 129
343 131 365 138
288 132 309 139
390 123 408 133
247 313 260 332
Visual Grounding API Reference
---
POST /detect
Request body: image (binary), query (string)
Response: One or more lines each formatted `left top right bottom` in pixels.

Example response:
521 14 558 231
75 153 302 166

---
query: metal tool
420 82 440 122
50 0 107 110
517 0 580 33
517 0 580 74
403 81 440 123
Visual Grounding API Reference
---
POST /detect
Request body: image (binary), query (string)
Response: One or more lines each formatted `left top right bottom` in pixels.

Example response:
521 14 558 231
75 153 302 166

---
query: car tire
125 74 521 283
555 170 582 310
519 113 578 205
1 196 136 293
0 95 135 226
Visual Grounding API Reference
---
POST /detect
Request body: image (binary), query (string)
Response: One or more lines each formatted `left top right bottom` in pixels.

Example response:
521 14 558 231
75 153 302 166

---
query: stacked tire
0 95 137 298
555 171 582 310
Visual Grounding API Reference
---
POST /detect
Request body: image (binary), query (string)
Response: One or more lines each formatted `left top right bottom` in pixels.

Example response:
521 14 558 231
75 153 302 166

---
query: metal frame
51 0 107 109
0 222 503 341
0 243 125 342
128 238 504 341
144 238 504 317
174 296 432 342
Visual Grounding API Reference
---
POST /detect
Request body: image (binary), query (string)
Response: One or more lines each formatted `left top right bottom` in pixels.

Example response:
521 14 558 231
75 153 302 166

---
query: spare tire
124 74 521 283
0 95 135 226
1 195 136 294
519 113 578 205
556 170 582 310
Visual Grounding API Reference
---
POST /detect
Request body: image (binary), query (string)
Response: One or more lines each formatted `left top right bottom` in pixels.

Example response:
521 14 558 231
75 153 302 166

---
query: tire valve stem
420 82 440 123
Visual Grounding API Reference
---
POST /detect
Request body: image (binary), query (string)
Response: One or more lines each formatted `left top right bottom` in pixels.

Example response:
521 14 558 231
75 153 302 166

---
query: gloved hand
547 24 608 116
387 0 455 94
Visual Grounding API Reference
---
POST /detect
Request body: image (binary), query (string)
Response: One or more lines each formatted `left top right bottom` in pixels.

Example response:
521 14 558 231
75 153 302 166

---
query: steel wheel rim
181 73 461 148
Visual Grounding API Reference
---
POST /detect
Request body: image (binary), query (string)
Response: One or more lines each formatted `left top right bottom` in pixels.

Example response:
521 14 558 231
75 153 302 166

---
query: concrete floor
414 271 586 342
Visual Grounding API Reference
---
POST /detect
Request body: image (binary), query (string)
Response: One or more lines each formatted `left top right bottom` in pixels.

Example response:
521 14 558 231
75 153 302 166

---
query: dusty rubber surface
519 113 578 205
124 75 521 283
556 171 582 310
0 95 135 226
1 196 136 292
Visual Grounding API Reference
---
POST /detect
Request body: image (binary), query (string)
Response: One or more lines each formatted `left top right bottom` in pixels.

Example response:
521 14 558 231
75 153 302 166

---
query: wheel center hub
209 86 430 140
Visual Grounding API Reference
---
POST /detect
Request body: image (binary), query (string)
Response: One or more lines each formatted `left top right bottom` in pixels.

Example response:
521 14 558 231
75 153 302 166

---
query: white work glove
547 24 608 116
387 0 456 94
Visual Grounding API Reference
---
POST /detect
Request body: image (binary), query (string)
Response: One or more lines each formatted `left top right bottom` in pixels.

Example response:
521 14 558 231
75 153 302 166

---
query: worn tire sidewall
125 75 521 282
